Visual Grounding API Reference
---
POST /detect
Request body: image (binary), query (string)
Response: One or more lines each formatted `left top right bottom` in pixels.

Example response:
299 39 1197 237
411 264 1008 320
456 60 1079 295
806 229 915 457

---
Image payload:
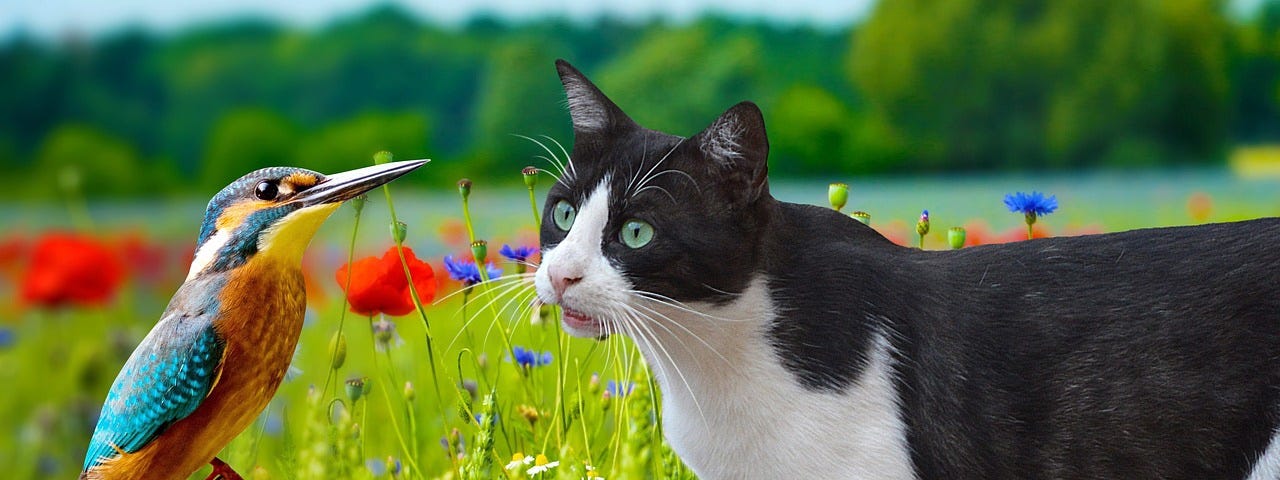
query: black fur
545 59 1280 479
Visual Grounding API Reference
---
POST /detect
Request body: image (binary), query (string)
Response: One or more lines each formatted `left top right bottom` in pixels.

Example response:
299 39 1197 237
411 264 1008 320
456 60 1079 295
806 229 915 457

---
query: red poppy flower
336 246 437 317
20 232 125 308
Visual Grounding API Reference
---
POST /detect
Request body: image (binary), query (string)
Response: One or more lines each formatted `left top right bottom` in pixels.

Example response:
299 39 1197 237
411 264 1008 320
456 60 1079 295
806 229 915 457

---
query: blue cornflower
512 346 552 368
500 244 538 274
366 458 387 477
606 380 634 397
0 327 12 349
1003 191 1058 217
443 255 502 286
1004 191 1058 240
499 244 537 263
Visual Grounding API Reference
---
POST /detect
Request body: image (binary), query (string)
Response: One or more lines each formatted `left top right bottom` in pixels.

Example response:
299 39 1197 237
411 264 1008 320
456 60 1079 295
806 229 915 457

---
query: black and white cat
533 59 1280 479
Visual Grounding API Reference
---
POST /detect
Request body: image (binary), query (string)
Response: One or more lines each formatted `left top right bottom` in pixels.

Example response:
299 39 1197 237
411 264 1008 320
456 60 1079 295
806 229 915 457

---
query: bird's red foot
205 457 243 480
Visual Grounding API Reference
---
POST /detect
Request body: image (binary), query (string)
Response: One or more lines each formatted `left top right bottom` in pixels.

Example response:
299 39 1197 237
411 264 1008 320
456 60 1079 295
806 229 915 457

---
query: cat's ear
691 101 769 203
556 59 636 135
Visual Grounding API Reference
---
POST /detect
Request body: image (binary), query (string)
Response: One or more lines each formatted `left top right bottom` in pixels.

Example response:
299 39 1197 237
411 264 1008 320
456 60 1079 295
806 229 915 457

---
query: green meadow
2 165 1278 479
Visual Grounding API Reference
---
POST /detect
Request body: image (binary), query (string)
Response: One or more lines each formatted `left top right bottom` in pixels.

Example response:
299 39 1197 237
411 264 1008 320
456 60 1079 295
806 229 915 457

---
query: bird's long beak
296 159 429 206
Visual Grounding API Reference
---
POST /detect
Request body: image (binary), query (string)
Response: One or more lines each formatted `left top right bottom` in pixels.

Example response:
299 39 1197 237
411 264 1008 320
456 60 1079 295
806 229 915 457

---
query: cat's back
898 217 1280 479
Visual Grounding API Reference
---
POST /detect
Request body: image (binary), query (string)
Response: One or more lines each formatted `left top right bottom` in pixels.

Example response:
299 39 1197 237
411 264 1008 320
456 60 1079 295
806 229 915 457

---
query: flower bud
460 379 479 401
350 194 367 216
387 457 402 477
471 240 488 265
828 183 848 211
850 211 871 225
345 377 368 403
329 331 347 370
948 227 967 250
916 210 930 237
457 178 472 200
373 150 393 165
384 458 399 478
517 404 539 425
601 390 612 411
403 381 415 402
588 373 601 394
522 166 539 189
391 221 408 244
476 353 489 372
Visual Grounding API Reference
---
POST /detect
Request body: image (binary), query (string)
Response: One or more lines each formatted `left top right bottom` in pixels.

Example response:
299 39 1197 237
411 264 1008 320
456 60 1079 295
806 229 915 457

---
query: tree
199 109 298 190
850 0 1230 170
32 124 145 197
295 111 430 176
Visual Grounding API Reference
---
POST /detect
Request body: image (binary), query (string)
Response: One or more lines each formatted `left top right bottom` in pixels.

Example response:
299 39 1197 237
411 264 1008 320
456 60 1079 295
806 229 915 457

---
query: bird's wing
82 311 226 471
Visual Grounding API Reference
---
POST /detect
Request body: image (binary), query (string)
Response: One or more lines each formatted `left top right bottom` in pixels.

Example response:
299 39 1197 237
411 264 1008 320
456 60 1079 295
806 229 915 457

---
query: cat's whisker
634 184 676 204
514 133 569 178
629 139 685 198
628 290 744 322
631 301 733 368
535 167 563 184
539 134 577 182
609 306 648 388
642 168 699 192
441 279 536 351
616 304 712 432
499 259 542 271
624 136 652 196
431 275 528 306
534 156 566 182
477 287 539 352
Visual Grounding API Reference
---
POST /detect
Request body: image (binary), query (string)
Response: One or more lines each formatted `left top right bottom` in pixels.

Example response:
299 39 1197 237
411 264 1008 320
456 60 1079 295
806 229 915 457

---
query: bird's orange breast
87 259 306 480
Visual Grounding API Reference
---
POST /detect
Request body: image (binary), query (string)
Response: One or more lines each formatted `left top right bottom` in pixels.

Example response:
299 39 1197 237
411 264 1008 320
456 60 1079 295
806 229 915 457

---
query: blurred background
4 0 1280 477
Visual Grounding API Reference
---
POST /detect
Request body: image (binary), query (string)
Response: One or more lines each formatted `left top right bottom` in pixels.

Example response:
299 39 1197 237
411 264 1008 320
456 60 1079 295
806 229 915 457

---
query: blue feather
83 277 227 471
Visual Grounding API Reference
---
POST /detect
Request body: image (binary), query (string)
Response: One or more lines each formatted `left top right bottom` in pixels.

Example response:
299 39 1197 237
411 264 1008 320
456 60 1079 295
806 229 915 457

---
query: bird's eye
553 200 576 231
255 181 279 201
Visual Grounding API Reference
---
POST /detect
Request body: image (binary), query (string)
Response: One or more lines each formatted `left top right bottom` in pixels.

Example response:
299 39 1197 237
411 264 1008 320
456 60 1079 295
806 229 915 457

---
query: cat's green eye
620 219 654 249
553 200 577 231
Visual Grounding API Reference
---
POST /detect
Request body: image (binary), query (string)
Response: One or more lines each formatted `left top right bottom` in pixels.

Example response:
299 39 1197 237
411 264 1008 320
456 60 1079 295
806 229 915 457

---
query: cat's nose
550 267 583 298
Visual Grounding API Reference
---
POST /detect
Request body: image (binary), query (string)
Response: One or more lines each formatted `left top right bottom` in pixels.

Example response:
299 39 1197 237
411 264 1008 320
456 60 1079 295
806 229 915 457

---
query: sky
0 0 879 38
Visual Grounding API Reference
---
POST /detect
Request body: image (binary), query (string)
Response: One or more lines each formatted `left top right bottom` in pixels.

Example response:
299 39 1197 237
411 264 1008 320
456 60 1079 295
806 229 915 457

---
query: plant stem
380 182 447 476
324 200 364 398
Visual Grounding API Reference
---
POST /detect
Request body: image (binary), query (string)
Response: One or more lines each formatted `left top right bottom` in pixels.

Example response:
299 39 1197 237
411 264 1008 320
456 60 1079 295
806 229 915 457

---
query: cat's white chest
640 279 917 480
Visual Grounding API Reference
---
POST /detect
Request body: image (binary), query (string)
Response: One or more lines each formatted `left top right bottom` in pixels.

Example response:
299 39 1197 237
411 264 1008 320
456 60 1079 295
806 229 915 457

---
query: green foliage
32 125 147 197
851 0 1233 170
595 24 763 135
471 40 574 175
297 111 431 176
200 109 298 189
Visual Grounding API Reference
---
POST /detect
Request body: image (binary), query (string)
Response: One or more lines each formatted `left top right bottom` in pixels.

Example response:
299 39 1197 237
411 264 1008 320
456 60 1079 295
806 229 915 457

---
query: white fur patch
1248 429 1280 480
637 279 916 480
563 77 608 132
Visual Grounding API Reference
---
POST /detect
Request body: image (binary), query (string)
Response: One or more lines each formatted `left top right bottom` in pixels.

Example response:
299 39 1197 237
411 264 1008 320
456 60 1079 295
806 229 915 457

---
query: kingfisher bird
80 160 427 480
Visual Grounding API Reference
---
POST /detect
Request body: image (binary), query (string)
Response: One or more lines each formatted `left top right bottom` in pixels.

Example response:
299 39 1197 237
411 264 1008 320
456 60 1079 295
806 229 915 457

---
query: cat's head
534 59 773 338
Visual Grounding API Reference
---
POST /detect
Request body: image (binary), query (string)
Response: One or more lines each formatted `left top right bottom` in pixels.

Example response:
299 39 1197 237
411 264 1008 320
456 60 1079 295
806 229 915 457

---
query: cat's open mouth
561 306 604 337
